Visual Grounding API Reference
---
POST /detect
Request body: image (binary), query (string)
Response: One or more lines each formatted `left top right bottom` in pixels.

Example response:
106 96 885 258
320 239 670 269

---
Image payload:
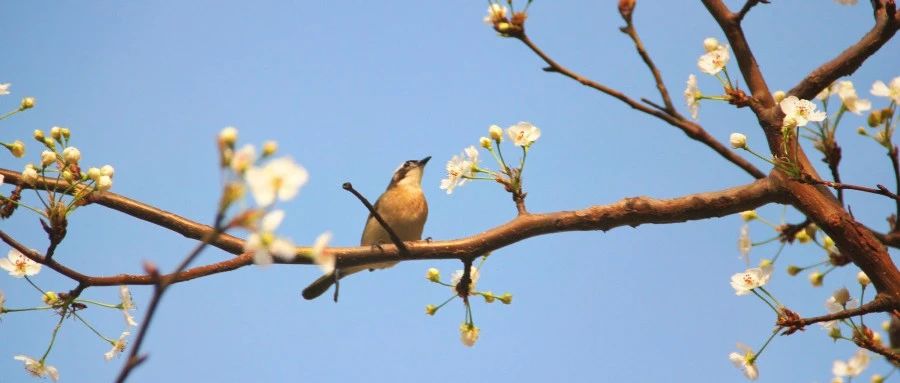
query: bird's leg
332 269 341 303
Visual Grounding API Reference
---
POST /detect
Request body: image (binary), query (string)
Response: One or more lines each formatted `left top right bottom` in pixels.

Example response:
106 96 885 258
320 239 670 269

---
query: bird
302 156 431 300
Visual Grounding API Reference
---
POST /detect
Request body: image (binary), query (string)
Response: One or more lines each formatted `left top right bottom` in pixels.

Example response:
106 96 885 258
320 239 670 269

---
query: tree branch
788 0 899 101
777 295 895 330
513 34 766 179
619 16 678 116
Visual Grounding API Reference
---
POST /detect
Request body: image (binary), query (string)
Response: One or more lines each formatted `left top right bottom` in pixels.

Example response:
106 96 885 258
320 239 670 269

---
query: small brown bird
302 156 430 300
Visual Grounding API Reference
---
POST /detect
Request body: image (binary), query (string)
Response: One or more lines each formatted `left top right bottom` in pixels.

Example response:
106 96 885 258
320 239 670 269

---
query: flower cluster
683 37 736 120
440 122 540 198
482 1 531 37
423 258 512 347
217 127 332 272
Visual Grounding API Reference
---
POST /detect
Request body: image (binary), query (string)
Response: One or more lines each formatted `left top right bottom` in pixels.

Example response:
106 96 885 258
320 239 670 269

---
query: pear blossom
96 175 113 192
245 210 296 265
40 150 56 167
857 271 870 286
230 144 256 173
451 266 480 293
245 157 308 207
698 45 730 75
0 83 10 95
488 125 503 142
440 152 474 194
0 289 6 315
738 224 751 264
832 349 869 378
6 140 25 158
506 122 541 147
310 231 334 274
822 288 859 329
0 249 41 277
833 81 871 115
483 3 508 25
728 343 759 380
684 74 702 120
218 126 238 146
730 265 772 295
104 331 130 361
703 37 720 52
871 77 900 103
119 285 138 327
100 164 115 177
14 355 59 381
780 96 826 128
460 323 480 347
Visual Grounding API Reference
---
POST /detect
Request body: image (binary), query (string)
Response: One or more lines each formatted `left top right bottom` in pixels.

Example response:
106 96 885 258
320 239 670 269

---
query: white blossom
14 355 59 381
684 74 702 120
832 349 870 378
728 343 758 380
506 122 541 147
730 265 772 295
871 77 900 103
310 231 334 274
120 285 138 327
104 331 130 361
833 81 871 115
0 248 41 277
245 157 308 207
780 96 826 128
698 45 730 75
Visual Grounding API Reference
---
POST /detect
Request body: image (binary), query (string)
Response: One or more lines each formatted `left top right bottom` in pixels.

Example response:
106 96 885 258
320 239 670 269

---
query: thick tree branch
513 34 767 179
702 0 773 109
2 175 784 286
788 0 899 101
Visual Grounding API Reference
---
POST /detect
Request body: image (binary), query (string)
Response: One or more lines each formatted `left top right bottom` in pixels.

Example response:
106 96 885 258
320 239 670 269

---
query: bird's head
389 156 431 188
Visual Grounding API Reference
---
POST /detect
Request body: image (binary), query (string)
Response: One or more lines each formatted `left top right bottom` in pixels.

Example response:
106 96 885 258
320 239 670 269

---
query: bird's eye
404 161 414 167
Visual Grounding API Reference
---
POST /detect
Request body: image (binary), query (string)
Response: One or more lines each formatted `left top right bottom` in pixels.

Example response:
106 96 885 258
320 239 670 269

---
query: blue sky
1 1 899 382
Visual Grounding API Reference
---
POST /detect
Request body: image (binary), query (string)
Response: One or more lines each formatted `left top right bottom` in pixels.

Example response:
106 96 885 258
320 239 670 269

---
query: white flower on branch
245 210 296 266
310 231 334 274
0 83 10 95
246 157 308 207
780 96 826 128
698 44 730 75
833 81 871 115
728 343 758 380
730 265 772 296
0 248 41 278
871 76 900 103
451 266 480 293
104 331 131 361
14 355 59 382
440 151 475 195
832 349 869 378
483 3 507 25
460 322 480 347
821 288 859 329
506 122 541 147
684 74 702 120
120 285 138 327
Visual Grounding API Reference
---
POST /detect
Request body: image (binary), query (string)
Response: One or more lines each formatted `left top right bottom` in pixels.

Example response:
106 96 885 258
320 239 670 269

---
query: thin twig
889 146 900 227
115 214 224 383
803 178 900 201
619 19 679 116
777 296 894 330
512 34 766 179
736 0 768 22
342 182 409 256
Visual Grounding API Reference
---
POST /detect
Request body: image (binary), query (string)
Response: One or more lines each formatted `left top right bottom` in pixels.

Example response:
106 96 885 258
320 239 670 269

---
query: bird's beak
418 156 431 166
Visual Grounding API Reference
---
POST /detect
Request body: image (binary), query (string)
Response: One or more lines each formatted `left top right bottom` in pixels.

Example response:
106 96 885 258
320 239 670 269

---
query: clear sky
1 1 898 382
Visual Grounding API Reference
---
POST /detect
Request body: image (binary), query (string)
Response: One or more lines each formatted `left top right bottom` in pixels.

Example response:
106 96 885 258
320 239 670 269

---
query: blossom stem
434 294 458 311
2 306 54 313
40 308 67 363
769 242 787 264
750 328 778 363
0 195 48 216
72 311 113 343
76 298 121 309
721 68 734 90
24 275 47 295
859 285 866 327
751 235 780 246
751 289 780 315
0 108 21 121
833 106 847 131
494 141 510 174
757 286 783 308
741 147 777 166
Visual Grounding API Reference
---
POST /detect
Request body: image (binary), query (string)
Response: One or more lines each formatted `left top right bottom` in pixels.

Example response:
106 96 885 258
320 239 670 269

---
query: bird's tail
302 273 337 300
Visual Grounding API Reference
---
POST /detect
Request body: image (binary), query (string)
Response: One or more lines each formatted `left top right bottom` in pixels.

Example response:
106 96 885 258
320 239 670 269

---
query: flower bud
43 137 55 149
883 107 894 121
480 137 492 149
739 210 757 222
33 129 45 142
794 230 811 243
22 164 38 185
425 304 437 316
857 271 870 286
62 147 81 164
787 265 801 276
6 140 25 158
759 259 773 268
868 110 883 127
828 326 842 341
86 167 100 181
772 90 786 103
50 126 62 140
41 150 56 167
703 37 720 52
499 292 513 304
618 0 636 21
100 165 115 178
489 125 503 142
219 182 244 210
42 291 59 305
262 141 278 157
809 271 824 287
61 128 70 139
823 236 835 250
483 292 496 303
96 175 112 192
219 126 238 147
729 133 747 149
872 374 885 383
62 170 74 182
857 126 868 136
20 97 35 110
832 287 851 305
426 267 440 282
